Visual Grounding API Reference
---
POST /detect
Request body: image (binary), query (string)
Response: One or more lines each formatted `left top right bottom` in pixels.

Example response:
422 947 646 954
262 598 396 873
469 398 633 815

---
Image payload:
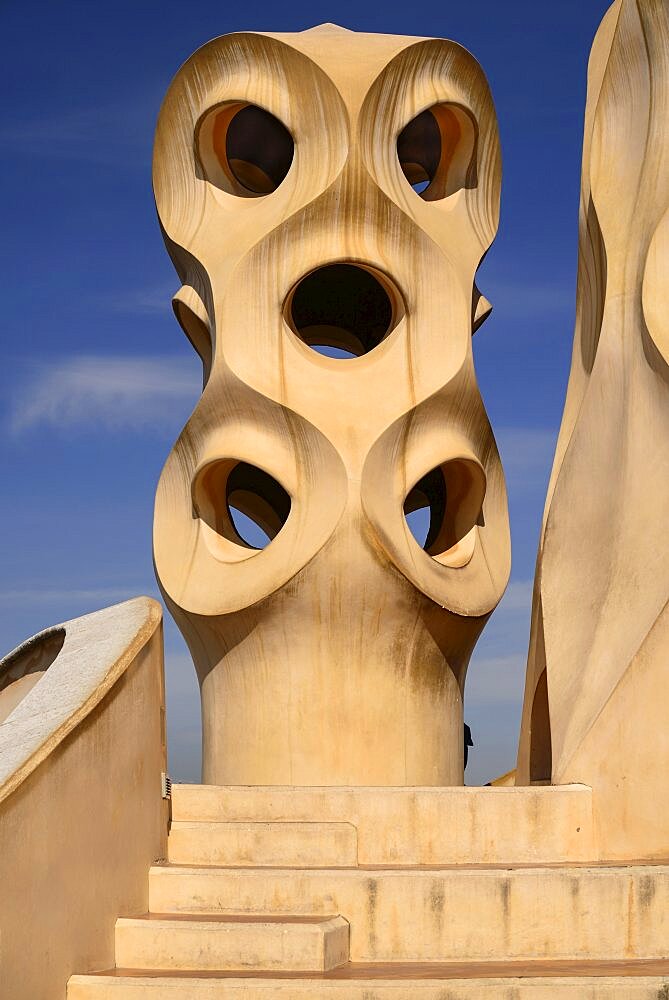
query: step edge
149 863 669 876
171 783 593 794
116 915 348 929
67 973 669 987
169 821 359 830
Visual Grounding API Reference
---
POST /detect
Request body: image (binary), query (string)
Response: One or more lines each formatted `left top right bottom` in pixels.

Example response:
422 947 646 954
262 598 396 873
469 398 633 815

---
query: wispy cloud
483 280 575 322
0 586 145 606
0 94 159 167
466 653 527 704
496 426 557 489
103 283 176 317
10 354 200 434
467 581 534 713
163 651 202 781
499 579 533 613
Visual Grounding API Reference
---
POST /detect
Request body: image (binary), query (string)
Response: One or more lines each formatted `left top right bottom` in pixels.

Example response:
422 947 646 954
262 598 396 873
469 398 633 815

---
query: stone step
67 962 669 999
168 821 358 867
114 913 349 972
170 784 595 866
148 863 669 964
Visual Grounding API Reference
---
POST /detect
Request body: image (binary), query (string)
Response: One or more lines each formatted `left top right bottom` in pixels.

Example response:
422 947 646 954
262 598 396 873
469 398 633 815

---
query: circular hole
285 263 400 359
197 102 294 197
194 460 291 550
403 460 485 558
397 103 477 201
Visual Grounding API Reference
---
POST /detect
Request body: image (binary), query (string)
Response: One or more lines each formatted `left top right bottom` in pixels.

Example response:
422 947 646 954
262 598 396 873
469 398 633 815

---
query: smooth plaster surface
0 598 168 1000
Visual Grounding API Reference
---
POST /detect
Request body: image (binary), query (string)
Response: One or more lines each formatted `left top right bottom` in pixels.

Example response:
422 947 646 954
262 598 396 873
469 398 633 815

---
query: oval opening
0 627 66 724
286 263 400 359
194 460 291 550
397 103 477 201
403 459 485 560
197 102 294 197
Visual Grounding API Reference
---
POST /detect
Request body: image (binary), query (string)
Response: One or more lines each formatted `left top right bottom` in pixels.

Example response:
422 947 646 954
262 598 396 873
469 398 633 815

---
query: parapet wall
0 598 168 1000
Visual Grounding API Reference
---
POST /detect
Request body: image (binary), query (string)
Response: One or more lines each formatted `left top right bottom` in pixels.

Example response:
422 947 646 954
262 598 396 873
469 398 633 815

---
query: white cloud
467 581 534 708
466 653 527 704
164 651 202 782
496 426 557 489
0 586 145 607
497 426 557 471
0 94 159 167
104 283 177 316
10 354 200 434
499 579 534 613
164 652 199 697
484 280 575 321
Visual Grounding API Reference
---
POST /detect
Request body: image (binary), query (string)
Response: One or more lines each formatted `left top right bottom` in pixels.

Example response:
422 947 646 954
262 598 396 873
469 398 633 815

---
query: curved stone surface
517 0 669 859
152 23 510 787
0 597 168 1000
0 597 162 800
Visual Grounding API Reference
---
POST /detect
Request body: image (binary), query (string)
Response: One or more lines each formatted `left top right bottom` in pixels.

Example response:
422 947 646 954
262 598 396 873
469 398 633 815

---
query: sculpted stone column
153 24 510 785
517 0 669 856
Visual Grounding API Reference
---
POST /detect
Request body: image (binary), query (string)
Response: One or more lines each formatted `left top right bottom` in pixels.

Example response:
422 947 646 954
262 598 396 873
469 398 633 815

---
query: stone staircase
68 784 669 998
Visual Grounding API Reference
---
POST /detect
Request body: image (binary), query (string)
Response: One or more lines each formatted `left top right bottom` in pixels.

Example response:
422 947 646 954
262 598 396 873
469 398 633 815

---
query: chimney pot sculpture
153 24 511 786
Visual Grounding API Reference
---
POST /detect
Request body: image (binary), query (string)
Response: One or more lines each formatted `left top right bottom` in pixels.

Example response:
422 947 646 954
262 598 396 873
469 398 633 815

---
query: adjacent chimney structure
516 0 669 859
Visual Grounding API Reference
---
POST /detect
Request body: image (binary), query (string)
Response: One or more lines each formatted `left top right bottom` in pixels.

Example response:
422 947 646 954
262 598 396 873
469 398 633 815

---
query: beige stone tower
4 6 669 998
516 0 669 861
152 24 511 787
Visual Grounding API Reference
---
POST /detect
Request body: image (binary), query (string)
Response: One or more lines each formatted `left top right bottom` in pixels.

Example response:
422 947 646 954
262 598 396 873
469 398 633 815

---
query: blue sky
0 0 612 784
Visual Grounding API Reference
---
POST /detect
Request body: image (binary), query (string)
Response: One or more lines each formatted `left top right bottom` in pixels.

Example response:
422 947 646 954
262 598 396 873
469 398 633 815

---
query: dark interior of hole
226 462 291 549
226 105 294 195
404 467 447 554
530 668 552 784
289 264 394 357
397 109 441 192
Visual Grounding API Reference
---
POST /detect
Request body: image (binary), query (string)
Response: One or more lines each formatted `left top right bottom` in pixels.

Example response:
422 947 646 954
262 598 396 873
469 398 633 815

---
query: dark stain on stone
499 876 511 919
366 878 378 955
640 874 656 909
431 879 445 914
430 878 445 939
498 876 512 952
